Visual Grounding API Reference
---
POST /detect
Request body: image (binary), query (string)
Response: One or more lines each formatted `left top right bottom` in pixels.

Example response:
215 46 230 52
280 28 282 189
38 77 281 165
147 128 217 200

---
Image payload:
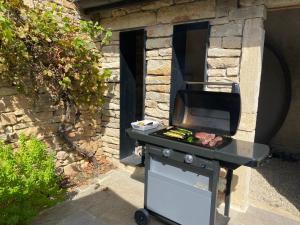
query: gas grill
127 83 270 225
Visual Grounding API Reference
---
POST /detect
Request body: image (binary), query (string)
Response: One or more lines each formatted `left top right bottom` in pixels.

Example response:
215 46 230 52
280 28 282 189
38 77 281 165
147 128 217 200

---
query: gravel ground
250 157 300 218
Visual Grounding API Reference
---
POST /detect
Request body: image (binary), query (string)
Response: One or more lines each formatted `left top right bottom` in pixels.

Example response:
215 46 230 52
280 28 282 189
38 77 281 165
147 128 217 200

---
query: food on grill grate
208 136 223 147
163 127 193 140
195 132 223 147
177 128 193 136
163 131 186 139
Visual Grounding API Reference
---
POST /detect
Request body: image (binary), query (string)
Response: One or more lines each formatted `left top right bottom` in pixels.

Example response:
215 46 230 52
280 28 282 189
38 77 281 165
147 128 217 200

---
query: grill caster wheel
135 208 150 225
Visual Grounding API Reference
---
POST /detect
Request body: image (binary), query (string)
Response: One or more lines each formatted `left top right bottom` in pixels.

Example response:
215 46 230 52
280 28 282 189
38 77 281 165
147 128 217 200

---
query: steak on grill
195 132 223 147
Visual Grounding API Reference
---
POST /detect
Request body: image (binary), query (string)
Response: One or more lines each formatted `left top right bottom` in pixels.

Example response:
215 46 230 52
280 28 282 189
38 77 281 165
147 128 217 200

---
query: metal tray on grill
150 126 232 150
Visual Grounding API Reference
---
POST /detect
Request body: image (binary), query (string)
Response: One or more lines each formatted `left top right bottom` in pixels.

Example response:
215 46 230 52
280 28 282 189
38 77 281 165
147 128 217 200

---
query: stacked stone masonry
0 0 105 177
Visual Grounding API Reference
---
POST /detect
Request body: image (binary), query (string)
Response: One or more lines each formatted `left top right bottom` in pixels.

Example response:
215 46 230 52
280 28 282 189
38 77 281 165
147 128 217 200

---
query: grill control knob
184 154 194 164
162 149 172 158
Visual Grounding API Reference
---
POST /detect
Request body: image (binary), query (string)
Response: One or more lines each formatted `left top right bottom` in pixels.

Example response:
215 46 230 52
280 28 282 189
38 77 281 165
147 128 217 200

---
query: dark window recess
119 30 145 165
170 22 209 122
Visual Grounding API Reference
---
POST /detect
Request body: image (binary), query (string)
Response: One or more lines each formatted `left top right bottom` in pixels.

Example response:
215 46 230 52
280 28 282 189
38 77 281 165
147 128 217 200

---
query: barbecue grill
127 83 270 225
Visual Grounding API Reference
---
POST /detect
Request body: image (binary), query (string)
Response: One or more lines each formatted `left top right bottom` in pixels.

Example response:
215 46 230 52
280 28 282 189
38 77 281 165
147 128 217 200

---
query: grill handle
185 82 240 94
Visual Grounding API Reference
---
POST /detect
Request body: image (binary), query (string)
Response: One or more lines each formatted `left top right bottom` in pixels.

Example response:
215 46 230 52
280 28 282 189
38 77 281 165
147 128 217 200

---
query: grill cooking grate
150 126 232 150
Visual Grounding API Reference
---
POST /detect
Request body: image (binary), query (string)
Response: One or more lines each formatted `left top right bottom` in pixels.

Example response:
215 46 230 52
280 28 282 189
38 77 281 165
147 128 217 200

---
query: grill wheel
135 208 150 225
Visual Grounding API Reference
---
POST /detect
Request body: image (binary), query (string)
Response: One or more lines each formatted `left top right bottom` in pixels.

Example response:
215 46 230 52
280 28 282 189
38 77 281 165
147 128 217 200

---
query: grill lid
171 88 241 136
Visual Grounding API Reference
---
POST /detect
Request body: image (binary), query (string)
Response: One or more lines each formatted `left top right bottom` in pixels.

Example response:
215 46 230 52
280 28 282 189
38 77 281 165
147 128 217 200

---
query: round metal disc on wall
255 46 291 144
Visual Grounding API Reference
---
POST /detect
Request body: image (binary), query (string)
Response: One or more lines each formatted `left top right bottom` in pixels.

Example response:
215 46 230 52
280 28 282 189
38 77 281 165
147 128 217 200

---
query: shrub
0 135 66 225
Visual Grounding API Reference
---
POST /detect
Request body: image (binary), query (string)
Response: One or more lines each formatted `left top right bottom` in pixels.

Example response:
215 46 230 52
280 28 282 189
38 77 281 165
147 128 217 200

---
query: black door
120 30 145 164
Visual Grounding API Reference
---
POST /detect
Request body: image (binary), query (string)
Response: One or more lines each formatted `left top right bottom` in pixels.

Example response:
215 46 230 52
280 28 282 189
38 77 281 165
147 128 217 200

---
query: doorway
171 22 209 117
251 8 300 218
119 29 145 165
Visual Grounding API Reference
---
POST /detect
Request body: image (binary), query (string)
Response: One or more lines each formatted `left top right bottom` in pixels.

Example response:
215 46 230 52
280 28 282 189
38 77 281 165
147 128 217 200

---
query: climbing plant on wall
0 0 111 164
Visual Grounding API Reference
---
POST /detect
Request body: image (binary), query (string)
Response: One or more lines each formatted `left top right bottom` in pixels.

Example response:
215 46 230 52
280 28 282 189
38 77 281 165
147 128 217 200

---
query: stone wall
0 0 104 177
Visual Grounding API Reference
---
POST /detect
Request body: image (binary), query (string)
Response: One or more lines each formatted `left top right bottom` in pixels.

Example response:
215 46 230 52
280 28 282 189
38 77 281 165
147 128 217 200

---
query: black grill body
127 84 270 225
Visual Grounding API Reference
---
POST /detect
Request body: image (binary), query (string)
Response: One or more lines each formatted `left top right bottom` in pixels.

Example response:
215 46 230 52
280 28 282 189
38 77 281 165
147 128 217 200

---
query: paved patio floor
31 169 300 225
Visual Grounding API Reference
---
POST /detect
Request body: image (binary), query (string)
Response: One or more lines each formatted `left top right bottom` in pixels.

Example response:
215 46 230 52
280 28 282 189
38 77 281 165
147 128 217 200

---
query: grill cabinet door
146 155 213 225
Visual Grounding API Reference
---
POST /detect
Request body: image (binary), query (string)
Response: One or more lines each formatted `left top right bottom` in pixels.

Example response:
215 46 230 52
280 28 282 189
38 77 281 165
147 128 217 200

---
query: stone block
208 76 239 83
146 75 171 84
238 113 257 132
102 121 120 129
103 102 120 110
145 107 169 119
234 130 255 142
229 5 266 20
157 0 215 24
102 142 119 150
158 103 170 111
147 50 159 58
146 92 170 103
208 48 241 57
209 37 222 48
147 24 173 38
102 135 120 145
56 151 69 160
112 8 126 17
124 4 142 14
222 36 242 49
14 121 35 130
0 97 14 113
141 0 173 10
175 0 194 3
207 57 240 69
265 0 300 9
0 113 17 126
145 100 158 108
239 0 264 7
207 69 226 77
102 45 119 56
103 127 120 138
0 87 18 96
102 146 119 155
147 60 171 75
146 38 172 49
102 109 120 118
159 48 172 56
146 85 170 93
64 162 81 177
102 61 120 69
20 127 40 137
210 21 244 37
102 116 119 124
240 18 265 113
227 67 239 76
101 12 156 30
210 17 229 25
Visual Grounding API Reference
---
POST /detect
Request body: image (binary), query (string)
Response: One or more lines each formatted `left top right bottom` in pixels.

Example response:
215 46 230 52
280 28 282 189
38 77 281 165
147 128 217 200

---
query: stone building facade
1 0 300 220
93 0 266 212
87 0 300 219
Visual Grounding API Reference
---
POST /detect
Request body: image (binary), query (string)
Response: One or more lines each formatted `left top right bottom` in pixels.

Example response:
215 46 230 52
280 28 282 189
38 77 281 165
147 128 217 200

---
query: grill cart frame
127 83 270 225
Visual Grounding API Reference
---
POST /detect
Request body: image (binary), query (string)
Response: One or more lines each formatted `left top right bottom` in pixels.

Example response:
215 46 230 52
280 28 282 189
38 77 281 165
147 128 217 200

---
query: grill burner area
150 126 232 150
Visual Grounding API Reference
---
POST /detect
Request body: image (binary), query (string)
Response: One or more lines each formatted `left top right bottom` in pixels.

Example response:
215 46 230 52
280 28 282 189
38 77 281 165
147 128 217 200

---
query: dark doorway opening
119 29 145 165
170 22 209 118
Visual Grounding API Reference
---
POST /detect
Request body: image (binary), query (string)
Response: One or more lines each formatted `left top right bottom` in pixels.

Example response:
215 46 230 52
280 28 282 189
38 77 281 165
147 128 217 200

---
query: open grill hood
172 89 241 136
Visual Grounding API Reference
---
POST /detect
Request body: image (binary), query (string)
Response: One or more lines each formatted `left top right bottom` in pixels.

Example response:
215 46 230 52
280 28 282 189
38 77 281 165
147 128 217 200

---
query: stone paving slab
31 169 300 225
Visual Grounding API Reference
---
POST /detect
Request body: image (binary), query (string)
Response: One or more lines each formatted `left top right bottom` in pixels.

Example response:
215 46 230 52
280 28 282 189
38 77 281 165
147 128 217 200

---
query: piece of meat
195 132 216 145
195 132 210 140
202 134 216 145
208 136 223 147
